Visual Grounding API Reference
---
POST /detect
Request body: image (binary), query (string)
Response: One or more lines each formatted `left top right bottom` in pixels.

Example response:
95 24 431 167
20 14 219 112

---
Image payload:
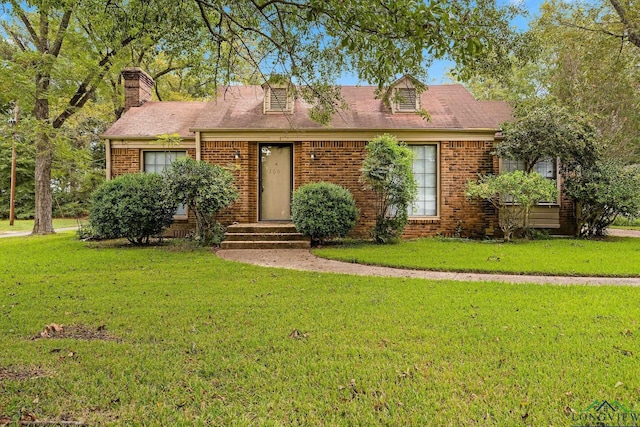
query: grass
314 237 640 277
2 234 640 425
0 218 82 233
611 217 640 230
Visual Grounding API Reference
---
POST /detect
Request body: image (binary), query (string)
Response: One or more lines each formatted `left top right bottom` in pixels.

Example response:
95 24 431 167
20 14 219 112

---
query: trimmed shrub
164 158 239 244
465 171 558 242
89 173 177 244
292 182 358 245
564 160 640 237
360 134 417 243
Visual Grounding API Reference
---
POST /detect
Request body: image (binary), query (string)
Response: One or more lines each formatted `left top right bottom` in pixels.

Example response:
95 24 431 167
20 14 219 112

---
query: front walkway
217 247 640 286
0 227 78 238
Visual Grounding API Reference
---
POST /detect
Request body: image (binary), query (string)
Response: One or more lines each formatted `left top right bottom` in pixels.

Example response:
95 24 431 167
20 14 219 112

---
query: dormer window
389 75 423 113
395 87 419 112
263 84 293 113
270 88 288 111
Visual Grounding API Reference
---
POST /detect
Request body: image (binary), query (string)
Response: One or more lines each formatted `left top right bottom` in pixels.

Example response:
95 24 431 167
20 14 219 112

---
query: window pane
143 151 187 215
409 145 437 216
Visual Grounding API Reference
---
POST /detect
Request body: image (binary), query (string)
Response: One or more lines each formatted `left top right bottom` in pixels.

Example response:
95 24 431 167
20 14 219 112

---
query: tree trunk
32 75 55 235
33 137 54 234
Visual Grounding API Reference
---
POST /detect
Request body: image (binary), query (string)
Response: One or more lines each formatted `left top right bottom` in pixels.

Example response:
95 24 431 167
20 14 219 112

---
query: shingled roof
103 85 511 138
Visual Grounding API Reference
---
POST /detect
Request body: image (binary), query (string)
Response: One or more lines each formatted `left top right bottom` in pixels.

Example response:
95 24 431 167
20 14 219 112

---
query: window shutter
397 88 417 111
269 88 288 111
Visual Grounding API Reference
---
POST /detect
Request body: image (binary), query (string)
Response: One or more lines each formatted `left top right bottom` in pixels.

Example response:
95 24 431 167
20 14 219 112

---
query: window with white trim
409 145 438 217
143 151 187 215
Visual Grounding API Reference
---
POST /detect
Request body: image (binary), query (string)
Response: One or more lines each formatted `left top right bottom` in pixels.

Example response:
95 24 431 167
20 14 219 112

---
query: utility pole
9 104 18 226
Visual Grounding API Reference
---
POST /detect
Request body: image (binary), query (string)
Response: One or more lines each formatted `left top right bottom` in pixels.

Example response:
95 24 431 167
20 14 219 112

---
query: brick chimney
122 67 154 112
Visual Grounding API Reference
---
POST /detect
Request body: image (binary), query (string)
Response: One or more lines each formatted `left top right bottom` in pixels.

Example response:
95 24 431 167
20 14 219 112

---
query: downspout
195 131 201 161
105 139 112 180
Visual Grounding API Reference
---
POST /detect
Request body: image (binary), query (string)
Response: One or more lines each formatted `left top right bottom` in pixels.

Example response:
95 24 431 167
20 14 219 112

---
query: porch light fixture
234 150 241 159
310 151 317 160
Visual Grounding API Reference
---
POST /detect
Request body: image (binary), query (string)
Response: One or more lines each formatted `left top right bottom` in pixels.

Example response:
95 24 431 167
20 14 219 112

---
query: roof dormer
262 82 294 114
389 75 423 113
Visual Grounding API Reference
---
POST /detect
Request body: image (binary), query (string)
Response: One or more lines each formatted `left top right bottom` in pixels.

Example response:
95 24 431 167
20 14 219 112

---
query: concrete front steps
221 223 311 249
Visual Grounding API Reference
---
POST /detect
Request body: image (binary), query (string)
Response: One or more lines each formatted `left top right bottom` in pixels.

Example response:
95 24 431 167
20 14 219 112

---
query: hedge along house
103 68 575 241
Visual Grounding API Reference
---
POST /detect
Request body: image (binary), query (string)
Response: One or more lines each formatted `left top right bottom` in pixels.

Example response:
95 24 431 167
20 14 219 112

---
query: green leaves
164 158 239 244
361 134 417 243
498 100 600 173
565 160 640 237
88 172 176 244
291 182 358 245
466 171 558 241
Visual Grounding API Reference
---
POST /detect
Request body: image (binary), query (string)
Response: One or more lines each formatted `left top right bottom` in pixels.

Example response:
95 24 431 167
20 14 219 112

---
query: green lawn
1 234 640 425
314 237 640 277
0 218 82 233
611 225 640 231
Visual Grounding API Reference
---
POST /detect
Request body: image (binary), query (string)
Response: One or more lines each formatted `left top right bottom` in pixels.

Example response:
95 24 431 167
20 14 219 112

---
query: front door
259 144 292 220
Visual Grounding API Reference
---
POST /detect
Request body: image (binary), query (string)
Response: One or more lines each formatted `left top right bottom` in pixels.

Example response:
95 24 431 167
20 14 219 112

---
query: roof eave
101 134 196 140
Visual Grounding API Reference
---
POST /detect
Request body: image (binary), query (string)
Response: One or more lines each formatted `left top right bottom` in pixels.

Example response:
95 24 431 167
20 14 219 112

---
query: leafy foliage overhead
195 0 523 121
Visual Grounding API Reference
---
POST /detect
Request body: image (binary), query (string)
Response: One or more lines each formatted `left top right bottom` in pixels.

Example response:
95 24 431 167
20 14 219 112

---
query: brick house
103 68 575 240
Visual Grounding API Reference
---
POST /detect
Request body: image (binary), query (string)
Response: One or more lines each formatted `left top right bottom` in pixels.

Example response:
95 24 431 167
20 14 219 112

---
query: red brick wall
201 141 255 224
111 148 140 176
110 139 577 239
294 140 497 238
295 141 374 237
405 140 497 239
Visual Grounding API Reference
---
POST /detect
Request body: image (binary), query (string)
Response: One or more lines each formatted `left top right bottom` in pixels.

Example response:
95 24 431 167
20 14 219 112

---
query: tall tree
0 0 205 234
534 0 640 160
461 0 640 160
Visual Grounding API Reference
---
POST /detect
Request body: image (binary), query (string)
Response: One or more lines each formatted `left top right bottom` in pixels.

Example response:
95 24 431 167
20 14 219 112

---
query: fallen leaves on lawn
31 324 120 342
289 329 309 340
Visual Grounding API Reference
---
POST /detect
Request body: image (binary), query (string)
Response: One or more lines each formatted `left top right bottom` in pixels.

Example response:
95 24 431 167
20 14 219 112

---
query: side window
502 158 558 204
143 151 187 216
502 158 556 180
408 145 438 217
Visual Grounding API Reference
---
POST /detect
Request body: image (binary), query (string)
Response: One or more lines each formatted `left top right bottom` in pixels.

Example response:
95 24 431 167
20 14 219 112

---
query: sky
338 0 546 85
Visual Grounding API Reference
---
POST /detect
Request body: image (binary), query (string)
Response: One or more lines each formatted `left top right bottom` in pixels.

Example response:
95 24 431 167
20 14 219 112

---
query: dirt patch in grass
31 324 121 342
0 366 46 382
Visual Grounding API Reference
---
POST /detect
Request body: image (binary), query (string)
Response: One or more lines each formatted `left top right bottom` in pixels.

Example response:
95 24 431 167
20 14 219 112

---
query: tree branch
608 0 640 48
1 22 27 51
52 34 136 128
558 19 627 40
9 0 41 49
51 8 73 58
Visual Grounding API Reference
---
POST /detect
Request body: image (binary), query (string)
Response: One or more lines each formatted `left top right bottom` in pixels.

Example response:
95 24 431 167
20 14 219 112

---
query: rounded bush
291 182 358 244
89 173 177 244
